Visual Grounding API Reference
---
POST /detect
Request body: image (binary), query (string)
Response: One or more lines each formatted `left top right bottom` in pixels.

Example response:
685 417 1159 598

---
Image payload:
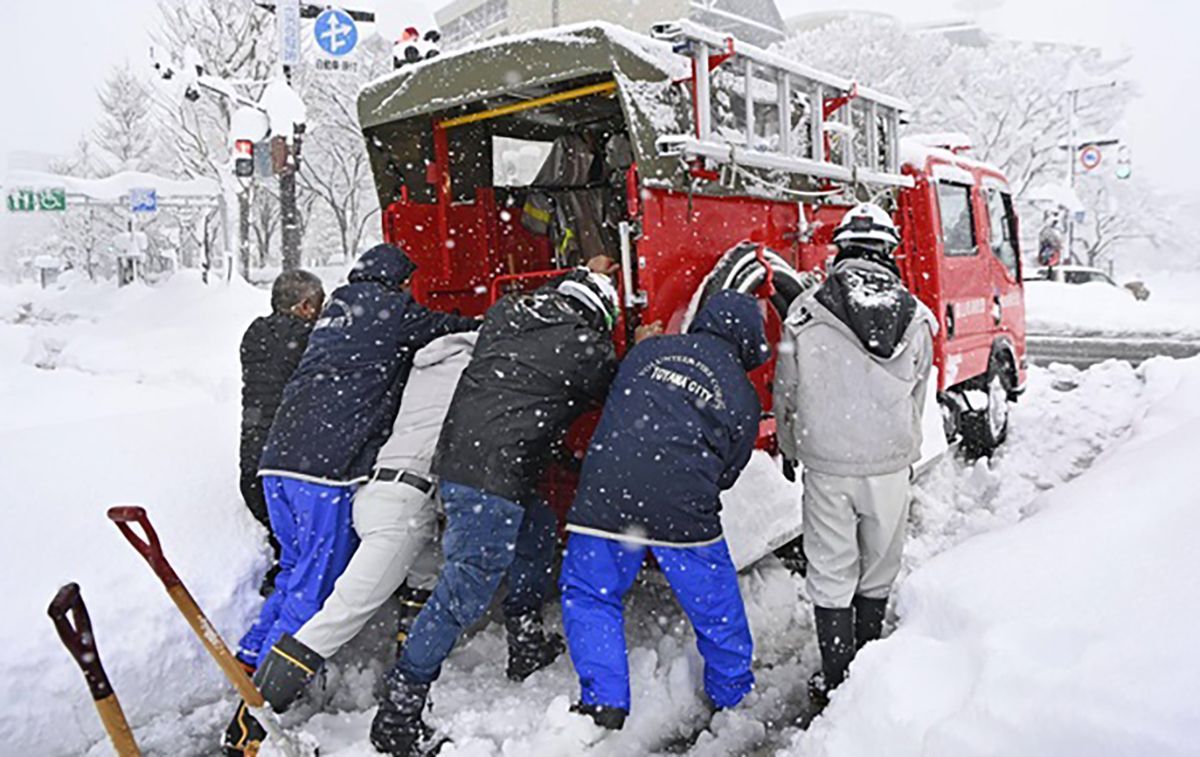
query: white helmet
558 270 619 330
832 202 901 249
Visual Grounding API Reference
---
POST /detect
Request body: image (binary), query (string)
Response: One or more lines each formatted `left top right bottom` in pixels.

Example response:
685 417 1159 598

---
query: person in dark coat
223 244 478 757
239 270 325 592
561 290 768 729
369 268 627 756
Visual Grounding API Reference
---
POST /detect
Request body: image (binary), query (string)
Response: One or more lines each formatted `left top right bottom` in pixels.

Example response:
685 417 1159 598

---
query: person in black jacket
239 270 325 592
370 268 628 756
562 290 767 729
223 244 478 757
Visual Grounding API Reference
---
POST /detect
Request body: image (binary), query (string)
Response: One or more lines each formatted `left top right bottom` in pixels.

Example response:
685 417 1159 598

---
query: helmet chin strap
833 243 900 276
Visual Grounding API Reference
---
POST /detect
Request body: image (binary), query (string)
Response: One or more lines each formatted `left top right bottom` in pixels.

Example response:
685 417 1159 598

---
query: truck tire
960 356 1012 459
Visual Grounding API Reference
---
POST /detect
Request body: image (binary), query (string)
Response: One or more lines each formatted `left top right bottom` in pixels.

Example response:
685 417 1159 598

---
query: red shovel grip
106 506 181 589
48 582 114 701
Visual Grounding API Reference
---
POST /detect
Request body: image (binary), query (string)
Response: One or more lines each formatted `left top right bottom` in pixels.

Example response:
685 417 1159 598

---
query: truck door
983 186 1026 379
935 179 992 386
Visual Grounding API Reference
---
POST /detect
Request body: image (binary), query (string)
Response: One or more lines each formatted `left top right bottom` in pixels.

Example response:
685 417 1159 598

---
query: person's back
568 290 767 547
433 271 617 503
773 202 937 717
259 245 477 485
777 257 935 476
238 270 324 587
371 269 622 756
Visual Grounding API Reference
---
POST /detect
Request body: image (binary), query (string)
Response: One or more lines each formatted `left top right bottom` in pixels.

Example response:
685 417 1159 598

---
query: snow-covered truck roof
357 23 694 207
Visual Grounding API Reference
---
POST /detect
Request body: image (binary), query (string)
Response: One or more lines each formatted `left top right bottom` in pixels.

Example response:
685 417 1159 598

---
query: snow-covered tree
295 35 391 261
94 64 156 175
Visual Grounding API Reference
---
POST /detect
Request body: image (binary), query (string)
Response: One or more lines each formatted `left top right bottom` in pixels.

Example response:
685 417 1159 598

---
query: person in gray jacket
773 202 936 713
248 331 478 716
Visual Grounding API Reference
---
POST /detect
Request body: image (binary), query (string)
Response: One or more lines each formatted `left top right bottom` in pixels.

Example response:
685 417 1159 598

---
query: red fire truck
357 21 1026 511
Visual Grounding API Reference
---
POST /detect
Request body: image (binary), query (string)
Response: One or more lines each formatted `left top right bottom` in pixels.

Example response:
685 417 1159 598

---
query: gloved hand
782 458 797 483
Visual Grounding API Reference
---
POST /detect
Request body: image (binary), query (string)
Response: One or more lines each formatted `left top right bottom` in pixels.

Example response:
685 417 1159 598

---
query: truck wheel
960 359 1012 459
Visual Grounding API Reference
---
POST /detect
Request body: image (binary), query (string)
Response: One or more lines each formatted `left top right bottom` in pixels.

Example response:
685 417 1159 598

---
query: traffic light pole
280 63 302 273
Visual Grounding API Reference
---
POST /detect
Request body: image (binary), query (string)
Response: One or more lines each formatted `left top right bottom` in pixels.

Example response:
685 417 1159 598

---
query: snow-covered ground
2 273 1196 756
1024 274 1200 338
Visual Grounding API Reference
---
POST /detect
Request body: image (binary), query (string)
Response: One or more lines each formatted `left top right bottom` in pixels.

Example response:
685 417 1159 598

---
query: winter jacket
373 331 478 477
259 245 478 485
239 312 313 482
774 258 936 477
567 290 769 547
433 271 618 504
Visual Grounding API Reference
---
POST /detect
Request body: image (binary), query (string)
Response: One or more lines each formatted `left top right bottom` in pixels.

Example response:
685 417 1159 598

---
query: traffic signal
1115 145 1132 180
234 139 254 178
394 27 441 70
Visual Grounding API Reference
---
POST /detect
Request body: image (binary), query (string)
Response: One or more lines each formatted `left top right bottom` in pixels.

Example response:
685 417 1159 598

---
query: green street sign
38 188 66 211
6 187 66 212
7 188 36 212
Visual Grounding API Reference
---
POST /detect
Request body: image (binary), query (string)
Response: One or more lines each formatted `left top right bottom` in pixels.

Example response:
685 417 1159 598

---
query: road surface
1026 333 1200 369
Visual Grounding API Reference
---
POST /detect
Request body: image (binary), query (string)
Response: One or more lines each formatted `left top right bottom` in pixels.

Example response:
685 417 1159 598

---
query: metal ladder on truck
651 20 913 190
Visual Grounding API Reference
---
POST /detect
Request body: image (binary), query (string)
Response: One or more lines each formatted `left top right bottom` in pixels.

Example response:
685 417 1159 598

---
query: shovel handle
48 583 141 756
48 582 113 700
107 506 181 589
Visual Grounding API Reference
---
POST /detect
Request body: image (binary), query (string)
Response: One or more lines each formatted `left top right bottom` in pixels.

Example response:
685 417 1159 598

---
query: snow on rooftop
900 136 1006 182
361 21 687 101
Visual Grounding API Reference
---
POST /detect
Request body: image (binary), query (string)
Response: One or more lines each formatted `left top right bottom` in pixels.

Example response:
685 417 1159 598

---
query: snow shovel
48 582 141 757
106 505 316 757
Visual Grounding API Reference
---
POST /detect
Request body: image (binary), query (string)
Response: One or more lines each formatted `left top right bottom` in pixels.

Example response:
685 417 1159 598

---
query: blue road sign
130 188 157 213
314 9 358 57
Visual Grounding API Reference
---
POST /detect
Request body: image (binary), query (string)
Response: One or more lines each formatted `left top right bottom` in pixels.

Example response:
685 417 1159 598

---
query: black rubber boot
395 583 432 659
808 606 855 716
252 632 324 713
370 672 433 756
853 595 888 650
505 612 565 682
221 700 266 756
570 701 628 730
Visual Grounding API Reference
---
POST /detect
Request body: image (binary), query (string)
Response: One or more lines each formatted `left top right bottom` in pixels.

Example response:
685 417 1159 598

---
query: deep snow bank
791 356 1200 757
0 273 274 755
1025 279 1200 337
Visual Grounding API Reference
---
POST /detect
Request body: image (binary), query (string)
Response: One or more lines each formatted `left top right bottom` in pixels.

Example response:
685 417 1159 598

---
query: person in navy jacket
561 290 768 730
223 243 477 756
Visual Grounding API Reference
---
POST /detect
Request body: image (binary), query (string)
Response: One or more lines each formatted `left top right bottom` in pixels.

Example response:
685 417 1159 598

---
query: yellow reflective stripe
522 203 551 224
558 228 575 255
439 81 617 129
269 646 316 676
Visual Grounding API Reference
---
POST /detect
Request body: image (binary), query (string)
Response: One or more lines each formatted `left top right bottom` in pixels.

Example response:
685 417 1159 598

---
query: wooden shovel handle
47 583 141 756
48 582 113 700
106 506 263 706
107 506 181 589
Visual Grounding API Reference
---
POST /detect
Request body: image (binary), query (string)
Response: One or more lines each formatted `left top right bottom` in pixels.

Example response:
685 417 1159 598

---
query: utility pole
261 1 375 271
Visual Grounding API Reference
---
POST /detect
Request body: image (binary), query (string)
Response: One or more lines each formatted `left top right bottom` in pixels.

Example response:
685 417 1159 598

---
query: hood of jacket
815 259 918 359
413 330 478 369
348 244 417 289
689 290 769 371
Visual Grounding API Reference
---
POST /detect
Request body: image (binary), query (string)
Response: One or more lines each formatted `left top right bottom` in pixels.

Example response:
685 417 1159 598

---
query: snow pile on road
791 356 1200 757
1025 279 1200 337
0 272 274 755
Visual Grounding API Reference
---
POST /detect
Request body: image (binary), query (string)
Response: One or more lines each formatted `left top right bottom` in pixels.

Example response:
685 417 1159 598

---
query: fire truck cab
357 21 1027 558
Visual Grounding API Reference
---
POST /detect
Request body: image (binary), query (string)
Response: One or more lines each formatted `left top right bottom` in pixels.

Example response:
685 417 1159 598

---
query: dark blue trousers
561 532 754 712
236 475 358 667
388 481 559 684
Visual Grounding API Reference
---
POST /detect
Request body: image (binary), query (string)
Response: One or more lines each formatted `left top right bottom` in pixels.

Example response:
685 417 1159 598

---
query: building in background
436 0 786 49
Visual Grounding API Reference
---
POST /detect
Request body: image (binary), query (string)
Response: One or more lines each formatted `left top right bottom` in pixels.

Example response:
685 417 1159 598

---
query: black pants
240 467 281 561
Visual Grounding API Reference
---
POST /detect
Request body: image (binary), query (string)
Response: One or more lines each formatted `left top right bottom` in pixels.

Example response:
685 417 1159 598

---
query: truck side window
936 182 976 256
986 189 1020 279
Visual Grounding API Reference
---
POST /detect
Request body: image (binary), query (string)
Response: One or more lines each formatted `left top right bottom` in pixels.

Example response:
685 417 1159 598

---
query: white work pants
802 468 910 609
294 478 441 658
